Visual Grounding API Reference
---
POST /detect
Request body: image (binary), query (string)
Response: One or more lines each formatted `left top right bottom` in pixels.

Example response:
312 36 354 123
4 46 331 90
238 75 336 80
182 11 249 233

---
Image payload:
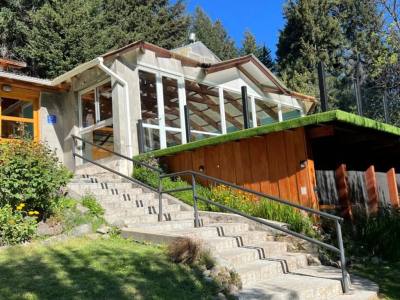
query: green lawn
0 236 217 300
351 261 400 300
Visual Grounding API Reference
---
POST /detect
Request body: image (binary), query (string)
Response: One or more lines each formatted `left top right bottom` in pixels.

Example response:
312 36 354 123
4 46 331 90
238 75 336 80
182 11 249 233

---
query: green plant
133 156 316 236
0 205 37 246
82 195 104 217
0 140 72 214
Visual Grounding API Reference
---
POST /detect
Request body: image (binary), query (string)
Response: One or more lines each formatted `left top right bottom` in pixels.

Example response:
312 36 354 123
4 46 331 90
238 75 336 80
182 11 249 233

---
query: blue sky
182 0 287 58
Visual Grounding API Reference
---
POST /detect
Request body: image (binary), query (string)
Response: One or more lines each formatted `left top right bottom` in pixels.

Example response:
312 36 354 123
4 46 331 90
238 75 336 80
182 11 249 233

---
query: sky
182 0 287 58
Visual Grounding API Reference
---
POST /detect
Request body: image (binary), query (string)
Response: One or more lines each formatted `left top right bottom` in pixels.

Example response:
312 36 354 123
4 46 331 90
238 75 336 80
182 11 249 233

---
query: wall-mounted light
2 84 12 92
300 160 307 169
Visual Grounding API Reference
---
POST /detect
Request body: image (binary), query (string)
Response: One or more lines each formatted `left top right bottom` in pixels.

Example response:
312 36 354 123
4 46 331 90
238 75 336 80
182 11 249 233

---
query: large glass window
223 90 245 133
0 97 35 140
255 99 279 126
185 80 221 140
139 71 158 126
80 81 112 128
163 77 180 129
282 106 301 120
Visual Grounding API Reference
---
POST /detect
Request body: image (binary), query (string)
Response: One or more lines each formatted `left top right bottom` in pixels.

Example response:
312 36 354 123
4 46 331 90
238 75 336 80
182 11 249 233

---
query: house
1 40 399 213
0 40 315 170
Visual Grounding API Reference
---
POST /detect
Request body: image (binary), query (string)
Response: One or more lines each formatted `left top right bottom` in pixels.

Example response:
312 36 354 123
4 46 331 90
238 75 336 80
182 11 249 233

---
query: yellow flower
28 211 35 216
33 211 39 215
16 206 22 211
20 203 25 208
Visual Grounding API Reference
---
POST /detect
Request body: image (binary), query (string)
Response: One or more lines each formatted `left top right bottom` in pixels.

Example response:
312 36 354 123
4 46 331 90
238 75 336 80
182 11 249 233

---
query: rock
307 254 321 266
71 224 92 237
203 269 211 277
217 292 227 300
37 221 63 236
96 224 111 234
76 203 89 214
228 284 239 296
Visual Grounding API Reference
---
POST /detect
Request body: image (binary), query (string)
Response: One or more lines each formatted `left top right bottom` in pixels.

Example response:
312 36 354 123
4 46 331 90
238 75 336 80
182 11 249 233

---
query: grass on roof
146 110 400 158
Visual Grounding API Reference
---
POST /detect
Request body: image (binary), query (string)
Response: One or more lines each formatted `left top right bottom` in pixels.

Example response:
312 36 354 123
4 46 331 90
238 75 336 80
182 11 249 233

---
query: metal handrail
71 134 350 293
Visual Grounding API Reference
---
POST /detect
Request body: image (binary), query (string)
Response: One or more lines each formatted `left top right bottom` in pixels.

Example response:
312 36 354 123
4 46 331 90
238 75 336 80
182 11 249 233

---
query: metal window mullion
156 73 166 148
218 87 227 134
250 95 257 128
94 87 100 123
178 77 187 144
278 103 283 122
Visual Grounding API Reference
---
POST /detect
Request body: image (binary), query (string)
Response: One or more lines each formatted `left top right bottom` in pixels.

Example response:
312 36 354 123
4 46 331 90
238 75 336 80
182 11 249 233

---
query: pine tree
21 0 190 78
241 31 258 55
256 45 275 71
191 7 237 60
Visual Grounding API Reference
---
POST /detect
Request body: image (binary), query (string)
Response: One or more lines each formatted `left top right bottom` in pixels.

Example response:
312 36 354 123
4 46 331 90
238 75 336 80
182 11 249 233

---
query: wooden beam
365 165 379 215
254 100 279 120
387 168 399 208
307 125 335 139
335 164 353 220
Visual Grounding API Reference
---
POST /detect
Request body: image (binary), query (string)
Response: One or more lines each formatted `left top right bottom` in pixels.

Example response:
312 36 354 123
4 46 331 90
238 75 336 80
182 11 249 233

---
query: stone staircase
68 172 379 300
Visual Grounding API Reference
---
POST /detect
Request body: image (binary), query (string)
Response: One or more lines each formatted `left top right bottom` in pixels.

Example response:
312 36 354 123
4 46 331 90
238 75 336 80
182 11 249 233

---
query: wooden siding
161 127 318 209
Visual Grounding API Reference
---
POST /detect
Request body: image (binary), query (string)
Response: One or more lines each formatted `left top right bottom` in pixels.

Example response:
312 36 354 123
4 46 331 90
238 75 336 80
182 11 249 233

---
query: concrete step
235 253 309 286
97 197 170 208
238 265 378 300
104 204 182 217
213 241 288 264
111 211 195 226
202 231 276 251
169 222 250 239
74 174 125 181
68 182 135 190
73 187 144 196
124 219 201 231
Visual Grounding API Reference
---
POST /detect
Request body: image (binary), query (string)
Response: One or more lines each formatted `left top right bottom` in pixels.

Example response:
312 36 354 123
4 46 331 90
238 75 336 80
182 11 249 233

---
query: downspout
97 57 133 159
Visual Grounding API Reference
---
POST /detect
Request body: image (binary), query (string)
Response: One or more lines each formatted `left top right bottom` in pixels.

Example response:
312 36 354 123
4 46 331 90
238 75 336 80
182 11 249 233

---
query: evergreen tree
240 31 275 70
21 0 189 78
241 31 258 55
191 7 237 60
277 0 345 95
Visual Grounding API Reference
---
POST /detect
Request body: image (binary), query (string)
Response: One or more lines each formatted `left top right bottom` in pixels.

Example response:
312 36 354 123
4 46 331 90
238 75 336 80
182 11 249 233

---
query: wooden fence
316 164 400 218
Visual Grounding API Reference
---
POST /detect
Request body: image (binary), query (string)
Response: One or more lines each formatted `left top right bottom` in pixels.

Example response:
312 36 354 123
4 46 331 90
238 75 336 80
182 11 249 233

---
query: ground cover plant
133 156 316 236
0 236 218 300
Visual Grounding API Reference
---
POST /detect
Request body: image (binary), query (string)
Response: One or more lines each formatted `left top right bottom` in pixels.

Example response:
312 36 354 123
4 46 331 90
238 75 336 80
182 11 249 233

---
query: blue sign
47 115 57 124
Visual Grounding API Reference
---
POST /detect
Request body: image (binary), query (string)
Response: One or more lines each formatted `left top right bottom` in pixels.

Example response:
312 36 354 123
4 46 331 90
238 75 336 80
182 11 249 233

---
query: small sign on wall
47 115 57 124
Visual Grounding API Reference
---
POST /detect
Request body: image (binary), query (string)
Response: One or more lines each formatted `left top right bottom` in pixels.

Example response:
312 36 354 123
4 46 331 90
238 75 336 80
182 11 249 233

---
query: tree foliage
241 31 275 71
191 7 237 60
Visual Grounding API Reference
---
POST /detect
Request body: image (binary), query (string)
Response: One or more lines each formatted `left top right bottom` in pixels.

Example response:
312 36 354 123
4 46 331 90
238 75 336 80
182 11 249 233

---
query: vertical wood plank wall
161 127 319 209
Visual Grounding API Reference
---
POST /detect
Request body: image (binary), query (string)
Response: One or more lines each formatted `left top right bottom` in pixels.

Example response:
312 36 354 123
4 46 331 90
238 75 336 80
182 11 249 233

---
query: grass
351 261 400 300
0 236 218 300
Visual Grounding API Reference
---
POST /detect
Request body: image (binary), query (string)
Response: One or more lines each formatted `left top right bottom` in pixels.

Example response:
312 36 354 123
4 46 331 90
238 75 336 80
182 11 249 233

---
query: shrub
168 237 203 265
0 205 37 246
0 140 72 214
344 209 400 261
82 195 104 217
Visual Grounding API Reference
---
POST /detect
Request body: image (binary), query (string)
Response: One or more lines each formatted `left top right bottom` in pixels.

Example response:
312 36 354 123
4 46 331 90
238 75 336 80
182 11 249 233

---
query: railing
71 134 350 293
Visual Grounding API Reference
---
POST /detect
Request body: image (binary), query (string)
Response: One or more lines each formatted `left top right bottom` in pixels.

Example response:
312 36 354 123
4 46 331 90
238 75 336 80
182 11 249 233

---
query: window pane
255 99 279 126
163 77 180 128
223 90 244 132
0 98 33 119
185 80 221 134
139 71 158 125
1 120 33 139
98 82 113 121
81 126 114 161
143 127 160 152
190 132 215 142
282 107 301 120
81 90 95 128
166 130 182 147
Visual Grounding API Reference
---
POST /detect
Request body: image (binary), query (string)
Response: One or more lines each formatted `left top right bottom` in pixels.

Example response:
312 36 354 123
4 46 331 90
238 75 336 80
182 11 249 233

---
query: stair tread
214 241 287 254
234 252 307 270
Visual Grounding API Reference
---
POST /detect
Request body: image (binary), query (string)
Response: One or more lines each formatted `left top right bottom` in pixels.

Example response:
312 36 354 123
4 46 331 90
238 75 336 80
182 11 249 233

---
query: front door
78 80 113 162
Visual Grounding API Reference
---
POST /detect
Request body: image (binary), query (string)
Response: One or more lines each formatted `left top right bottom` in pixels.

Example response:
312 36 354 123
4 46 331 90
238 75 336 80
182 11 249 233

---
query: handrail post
72 136 76 166
158 177 163 222
336 220 350 293
137 119 145 154
191 174 200 228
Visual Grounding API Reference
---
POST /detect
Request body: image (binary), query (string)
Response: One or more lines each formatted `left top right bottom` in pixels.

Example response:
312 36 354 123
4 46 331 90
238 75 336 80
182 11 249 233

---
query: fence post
365 165 379 215
335 220 350 293
335 164 352 220
191 174 200 228
184 105 191 143
318 61 328 112
386 168 399 208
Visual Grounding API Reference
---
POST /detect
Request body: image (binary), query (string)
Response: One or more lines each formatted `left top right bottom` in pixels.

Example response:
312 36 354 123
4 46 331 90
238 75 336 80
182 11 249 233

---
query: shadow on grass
0 237 217 300
352 261 400 300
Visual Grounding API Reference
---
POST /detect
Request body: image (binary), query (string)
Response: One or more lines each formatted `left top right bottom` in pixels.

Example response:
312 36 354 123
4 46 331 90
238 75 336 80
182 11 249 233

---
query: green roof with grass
148 110 400 157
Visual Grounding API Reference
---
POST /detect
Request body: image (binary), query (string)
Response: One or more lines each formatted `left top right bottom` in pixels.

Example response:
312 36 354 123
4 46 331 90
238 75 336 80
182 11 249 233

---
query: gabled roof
172 41 221 64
